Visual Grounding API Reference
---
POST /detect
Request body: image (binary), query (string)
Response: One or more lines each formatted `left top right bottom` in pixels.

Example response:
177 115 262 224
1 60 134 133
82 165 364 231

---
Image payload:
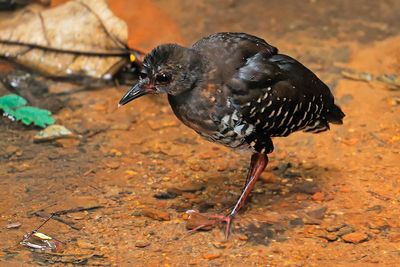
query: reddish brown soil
1 1 400 266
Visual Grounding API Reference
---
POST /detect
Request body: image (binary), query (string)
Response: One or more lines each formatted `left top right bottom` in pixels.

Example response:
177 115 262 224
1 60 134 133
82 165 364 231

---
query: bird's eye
155 73 172 84
139 72 147 80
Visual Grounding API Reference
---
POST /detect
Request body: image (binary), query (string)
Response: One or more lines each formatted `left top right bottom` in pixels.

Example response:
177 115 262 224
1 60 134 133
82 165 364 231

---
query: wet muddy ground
1 0 400 266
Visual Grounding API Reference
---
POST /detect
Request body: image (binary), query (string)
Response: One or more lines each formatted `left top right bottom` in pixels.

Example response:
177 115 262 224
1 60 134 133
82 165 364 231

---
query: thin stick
0 39 145 57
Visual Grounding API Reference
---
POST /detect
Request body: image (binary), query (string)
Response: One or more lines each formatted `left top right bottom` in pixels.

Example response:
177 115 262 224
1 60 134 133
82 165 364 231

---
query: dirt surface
1 0 400 266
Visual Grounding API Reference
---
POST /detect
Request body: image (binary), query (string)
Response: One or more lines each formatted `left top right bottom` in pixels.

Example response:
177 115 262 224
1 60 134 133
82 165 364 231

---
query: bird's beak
118 79 154 107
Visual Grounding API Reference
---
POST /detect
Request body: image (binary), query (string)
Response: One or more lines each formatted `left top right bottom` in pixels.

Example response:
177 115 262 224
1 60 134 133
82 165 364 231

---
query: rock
175 181 206 193
336 225 355 237
202 252 222 260
106 162 120 170
321 232 338 242
4 145 21 157
289 218 304 228
33 125 74 143
237 234 248 241
154 191 178 199
6 222 21 229
306 206 327 219
108 148 123 157
140 207 171 221
76 240 95 249
135 240 150 248
368 219 390 231
342 232 368 243
55 138 80 148
292 182 320 194
167 187 183 196
311 192 325 202
326 223 346 232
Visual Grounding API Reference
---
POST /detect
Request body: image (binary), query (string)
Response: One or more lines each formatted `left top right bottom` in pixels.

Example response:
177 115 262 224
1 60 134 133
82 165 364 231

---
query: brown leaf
0 0 133 79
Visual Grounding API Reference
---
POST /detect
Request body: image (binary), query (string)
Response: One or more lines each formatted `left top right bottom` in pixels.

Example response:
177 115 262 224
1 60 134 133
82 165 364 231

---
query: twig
0 39 145 58
34 211 81 231
52 205 103 215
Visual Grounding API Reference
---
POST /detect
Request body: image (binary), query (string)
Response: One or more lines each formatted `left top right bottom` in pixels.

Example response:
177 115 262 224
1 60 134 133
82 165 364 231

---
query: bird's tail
326 104 345 125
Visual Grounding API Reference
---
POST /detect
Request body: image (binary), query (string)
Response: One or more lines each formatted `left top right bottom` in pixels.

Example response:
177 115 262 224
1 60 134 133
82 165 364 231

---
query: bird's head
119 44 205 107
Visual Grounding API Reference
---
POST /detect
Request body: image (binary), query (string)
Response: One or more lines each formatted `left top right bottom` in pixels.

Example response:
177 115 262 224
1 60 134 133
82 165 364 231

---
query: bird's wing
192 32 278 81
227 52 344 152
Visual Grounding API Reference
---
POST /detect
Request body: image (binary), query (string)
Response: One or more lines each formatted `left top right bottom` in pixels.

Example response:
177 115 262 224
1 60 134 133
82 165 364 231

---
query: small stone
5 145 20 157
292 182 320 194
106 162 120 170
340 186 351 193
212 242 227 249
323 233 338 241
33 125 73 143
76 240 95 249
289 218 304 228
202 252 222 260
6 222 21 229
140 207 171 221
55 138 80 148
306 206 327 219
336 225 355 237
109 148 123 157
175 181 206 193
216 162 229 172
342 232 368 243
135 240 150 248
154 191 178 199
368 219 390 231
326 223 346 232
311 192 325 202
125 170 137 178
237 234 248 241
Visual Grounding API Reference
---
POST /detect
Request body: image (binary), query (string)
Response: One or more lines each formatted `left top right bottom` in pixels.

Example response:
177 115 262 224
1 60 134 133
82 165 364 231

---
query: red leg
224 153 268 237
186 152 268 239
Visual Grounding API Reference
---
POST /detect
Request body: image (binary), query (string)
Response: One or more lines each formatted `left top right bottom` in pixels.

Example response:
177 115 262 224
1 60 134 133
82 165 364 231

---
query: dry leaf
0 0 135 79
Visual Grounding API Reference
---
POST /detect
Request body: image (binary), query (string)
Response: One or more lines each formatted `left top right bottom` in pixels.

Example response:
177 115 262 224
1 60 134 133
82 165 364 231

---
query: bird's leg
186 152 268 239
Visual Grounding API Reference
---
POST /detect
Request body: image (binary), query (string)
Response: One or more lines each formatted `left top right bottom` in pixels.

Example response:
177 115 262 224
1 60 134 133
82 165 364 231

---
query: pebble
33 125 73 142
135 240 150 248
306 206 327 219
140 207 171 221
202 252 222 260
342 232 368 243
326 223 346 232
289 218 304 228
368 219 390 231
154 191 178 199
175 181 206 193
76 240 95 249
55 138 80 148
292 182 320 194
106 162 120 170
311 192 325 202
5 145 20 157
322 232 338 242
6 222 21 229
336 225 355 237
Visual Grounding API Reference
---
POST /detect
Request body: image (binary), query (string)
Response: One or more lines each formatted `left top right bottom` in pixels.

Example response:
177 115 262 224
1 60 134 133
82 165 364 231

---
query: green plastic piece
0 94 55 128
0 94 27 114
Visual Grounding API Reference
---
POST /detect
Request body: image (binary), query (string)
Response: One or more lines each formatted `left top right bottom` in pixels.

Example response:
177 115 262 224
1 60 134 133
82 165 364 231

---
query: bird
119 32 345 238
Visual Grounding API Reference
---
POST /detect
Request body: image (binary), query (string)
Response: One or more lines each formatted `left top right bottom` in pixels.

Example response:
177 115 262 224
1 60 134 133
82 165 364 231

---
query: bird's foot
185 210 234 239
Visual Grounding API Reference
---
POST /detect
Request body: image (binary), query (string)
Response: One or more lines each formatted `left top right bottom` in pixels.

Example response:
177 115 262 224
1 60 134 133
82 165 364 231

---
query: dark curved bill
118 83 147 107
